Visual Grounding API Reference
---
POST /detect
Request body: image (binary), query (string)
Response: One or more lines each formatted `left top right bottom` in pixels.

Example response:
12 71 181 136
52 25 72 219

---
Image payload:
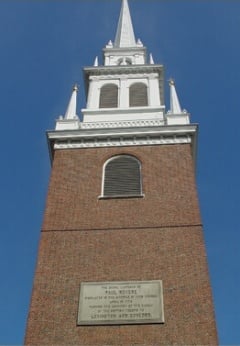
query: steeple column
148 75 161 107
119 78 129 108
87 78 100 109
105 56 110 66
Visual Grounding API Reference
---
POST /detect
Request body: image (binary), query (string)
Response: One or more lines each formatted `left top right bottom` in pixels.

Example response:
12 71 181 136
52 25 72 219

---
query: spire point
73 83 78 91
94 56 99 66
114 0 136 48
149 53 154 64
169 79 182 114
166 78 190 125
64 84 78 120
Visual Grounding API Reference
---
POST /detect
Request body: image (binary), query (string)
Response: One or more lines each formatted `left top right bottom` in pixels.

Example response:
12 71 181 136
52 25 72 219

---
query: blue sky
0 0 239 344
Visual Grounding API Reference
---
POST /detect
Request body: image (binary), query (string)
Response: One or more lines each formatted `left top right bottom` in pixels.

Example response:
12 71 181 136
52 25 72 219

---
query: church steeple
103 0 146 66
114 0 136 48
26 2 218 343
56 0 190 132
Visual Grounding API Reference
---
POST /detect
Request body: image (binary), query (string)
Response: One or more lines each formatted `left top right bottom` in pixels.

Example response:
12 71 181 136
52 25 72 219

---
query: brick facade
25 144 218 345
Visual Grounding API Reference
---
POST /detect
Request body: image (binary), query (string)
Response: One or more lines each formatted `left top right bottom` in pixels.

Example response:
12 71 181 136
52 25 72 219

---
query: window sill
98 194 145 200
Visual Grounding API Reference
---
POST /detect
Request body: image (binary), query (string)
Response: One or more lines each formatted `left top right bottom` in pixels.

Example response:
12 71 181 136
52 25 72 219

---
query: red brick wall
25 144 218 345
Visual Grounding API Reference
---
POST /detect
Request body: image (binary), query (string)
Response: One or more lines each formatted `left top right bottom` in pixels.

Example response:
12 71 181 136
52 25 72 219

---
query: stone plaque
77 280 164 325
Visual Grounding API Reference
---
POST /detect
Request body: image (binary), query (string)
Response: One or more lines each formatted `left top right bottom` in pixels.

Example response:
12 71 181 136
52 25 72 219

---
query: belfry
25 0 218 344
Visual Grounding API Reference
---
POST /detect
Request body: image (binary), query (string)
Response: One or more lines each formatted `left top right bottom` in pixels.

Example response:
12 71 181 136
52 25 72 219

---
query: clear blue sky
0 1 239 344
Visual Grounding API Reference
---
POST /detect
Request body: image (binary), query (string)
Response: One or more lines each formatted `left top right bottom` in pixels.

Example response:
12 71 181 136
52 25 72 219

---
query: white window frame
99 154 144 199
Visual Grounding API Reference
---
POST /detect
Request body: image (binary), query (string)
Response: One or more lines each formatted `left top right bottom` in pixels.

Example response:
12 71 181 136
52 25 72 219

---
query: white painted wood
54 0 192 133
114 0 136 48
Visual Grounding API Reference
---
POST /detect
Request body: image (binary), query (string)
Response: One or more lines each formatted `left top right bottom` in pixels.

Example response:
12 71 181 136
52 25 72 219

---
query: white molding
48 124 197 150
166 112 190 125
55 118 80 130
98 194 145 200
84 65 163 76
81 119 164 129
82 106 165 124
89 73 158 81
48 124 197 139
82 106 165 114
53 135 191 150
47 125 198 171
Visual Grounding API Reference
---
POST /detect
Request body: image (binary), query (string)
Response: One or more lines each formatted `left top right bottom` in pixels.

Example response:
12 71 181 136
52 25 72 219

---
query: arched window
129 82 148 107
102 155 142 197
99 84 118 108
118 58 132 65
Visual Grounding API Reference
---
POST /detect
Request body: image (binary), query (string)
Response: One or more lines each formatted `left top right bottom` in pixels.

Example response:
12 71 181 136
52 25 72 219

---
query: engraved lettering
77 280 164 325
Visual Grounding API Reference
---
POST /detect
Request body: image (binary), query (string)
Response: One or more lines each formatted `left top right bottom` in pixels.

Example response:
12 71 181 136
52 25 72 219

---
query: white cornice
84 64 163 76
82 106 165 116
53 135 191 149
89 72 159 80
103 47 146 54
80 119 165 129
47 124 198 170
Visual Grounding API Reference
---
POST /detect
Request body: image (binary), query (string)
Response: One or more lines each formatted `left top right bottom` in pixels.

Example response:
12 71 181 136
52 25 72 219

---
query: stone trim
47 124 198 167
81 119 164 129
53 134 192 150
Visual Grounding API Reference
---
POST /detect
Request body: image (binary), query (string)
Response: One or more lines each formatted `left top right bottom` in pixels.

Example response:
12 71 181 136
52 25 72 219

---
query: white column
148 75 161 106
119 78 129 108
87 78 100 109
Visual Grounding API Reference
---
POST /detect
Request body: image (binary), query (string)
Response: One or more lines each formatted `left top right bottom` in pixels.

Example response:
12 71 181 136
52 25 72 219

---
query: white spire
149 53 154 64
166 79 190 125
114 0 136 48
169 79 182 114
94 56 99 66
64 84 78 119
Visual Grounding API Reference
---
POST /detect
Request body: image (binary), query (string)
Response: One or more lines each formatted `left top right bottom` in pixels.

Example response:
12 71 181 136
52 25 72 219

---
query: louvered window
103 155 142 197
129 82 148 107
99 84 118 108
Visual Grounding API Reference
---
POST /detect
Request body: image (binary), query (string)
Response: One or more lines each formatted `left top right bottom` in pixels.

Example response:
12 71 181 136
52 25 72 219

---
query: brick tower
25 0 218 344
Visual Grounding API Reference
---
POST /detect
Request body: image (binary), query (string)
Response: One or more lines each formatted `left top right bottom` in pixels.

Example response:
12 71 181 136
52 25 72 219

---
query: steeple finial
64 84 78 119
114 0 136 48
169 79 182 114
149 53 154 64
94 56 99 66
